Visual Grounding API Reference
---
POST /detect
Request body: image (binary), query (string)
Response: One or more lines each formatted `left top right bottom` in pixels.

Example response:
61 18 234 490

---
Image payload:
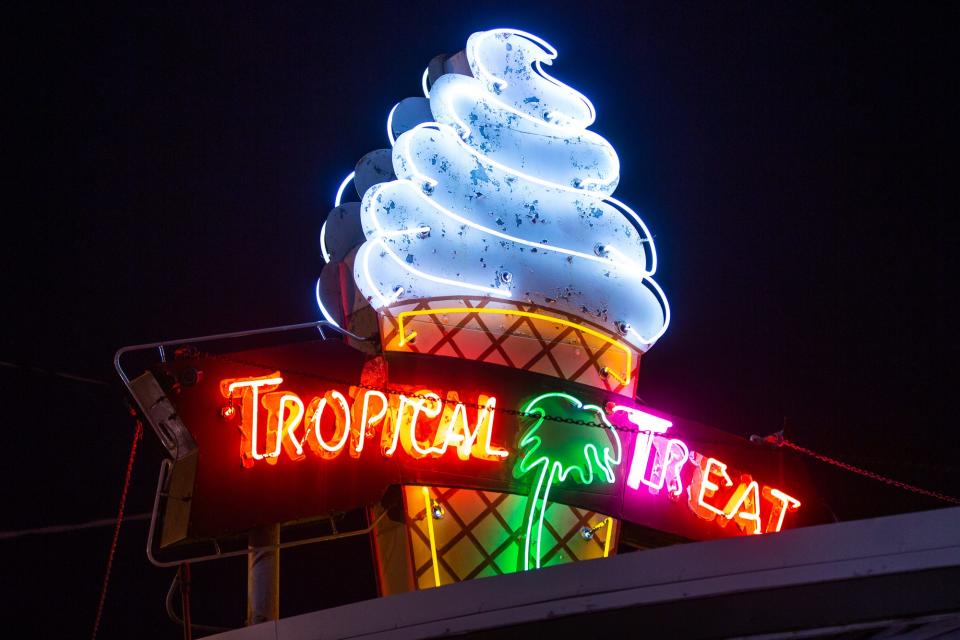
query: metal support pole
246 524 279 625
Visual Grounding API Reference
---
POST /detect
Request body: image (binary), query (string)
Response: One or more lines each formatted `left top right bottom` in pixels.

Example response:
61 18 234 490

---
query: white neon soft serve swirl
351 28 669 350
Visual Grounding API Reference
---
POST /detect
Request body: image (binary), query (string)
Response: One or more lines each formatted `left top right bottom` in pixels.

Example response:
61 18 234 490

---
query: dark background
2 1 957 637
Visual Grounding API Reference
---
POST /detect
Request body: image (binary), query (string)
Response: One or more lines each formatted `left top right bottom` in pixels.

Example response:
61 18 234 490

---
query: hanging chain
778 438 960 505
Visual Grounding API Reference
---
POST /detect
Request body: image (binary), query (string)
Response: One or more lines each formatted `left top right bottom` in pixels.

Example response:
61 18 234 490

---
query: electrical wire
0 513 150 541
0 359 109 386
91 419 143 640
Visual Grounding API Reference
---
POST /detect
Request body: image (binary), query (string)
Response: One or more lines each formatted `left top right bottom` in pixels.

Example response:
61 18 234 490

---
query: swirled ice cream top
349 28 669 350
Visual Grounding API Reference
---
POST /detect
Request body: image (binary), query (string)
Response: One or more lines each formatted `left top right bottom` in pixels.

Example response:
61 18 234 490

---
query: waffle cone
377 296 641 397
367 296 628 590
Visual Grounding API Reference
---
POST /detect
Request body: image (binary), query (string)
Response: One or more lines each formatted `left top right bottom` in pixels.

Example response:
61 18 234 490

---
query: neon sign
220 374 509 467
218 369 800 544
507 395 801 570
612 405 801 536
515 392 622 570
218 372 800 539
133 29 817 572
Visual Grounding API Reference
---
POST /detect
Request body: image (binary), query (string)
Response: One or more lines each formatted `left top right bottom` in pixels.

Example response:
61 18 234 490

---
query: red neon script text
220 374 508 468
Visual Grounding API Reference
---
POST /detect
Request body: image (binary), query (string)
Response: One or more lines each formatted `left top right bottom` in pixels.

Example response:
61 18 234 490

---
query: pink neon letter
611 405 673 490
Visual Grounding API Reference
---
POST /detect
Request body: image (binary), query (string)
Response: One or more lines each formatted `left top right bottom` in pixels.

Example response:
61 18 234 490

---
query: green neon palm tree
514 392 622 570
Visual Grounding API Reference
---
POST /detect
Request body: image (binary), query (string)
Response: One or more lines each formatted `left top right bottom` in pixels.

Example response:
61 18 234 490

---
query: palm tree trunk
524 461 560 570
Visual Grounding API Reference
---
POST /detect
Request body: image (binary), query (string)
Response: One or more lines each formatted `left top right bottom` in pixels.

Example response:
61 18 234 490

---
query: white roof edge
211 506 960 640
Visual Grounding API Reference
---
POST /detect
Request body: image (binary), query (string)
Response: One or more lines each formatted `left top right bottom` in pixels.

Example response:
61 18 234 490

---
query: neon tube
465 28 596 126
628 277 671 346
723 480 763 535
265 392 306 460
320 221 332 263
225 376 284 463
421 486 441 587
377 239 511 302
398 121 613 196
601 518 613 557
763 487 802 533
396 307 633 385
367 174 647 274
517 392 621 570
334 171 355 208
314 277 342 329
309 391 352 455
353 390 388 456
406 392 443 457
612 405 673 488
386 102 399 146
696 457 734 518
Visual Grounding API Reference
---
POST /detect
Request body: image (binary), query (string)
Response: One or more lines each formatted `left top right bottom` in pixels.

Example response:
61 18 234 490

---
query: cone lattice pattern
374 296 628 590
403 485 614 589
379 297 640 398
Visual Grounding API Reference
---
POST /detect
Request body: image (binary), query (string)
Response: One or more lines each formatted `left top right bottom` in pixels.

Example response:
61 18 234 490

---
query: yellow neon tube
395 308 633 386
421 486 441 588
602 517 613 558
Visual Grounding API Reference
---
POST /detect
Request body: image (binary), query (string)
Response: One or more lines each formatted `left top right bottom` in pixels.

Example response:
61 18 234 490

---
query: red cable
780 438 960 505
91 418 143 640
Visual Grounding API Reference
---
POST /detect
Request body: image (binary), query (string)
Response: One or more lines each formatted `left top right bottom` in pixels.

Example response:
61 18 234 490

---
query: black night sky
3 2 957 637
